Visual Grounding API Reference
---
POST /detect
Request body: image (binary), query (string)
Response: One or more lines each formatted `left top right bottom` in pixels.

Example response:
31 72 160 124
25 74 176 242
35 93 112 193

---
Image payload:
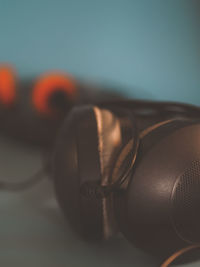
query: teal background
0 0 199 103
0 1 200 267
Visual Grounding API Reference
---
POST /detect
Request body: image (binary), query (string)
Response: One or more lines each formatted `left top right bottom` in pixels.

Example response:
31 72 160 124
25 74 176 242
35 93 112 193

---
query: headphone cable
160 244 200 267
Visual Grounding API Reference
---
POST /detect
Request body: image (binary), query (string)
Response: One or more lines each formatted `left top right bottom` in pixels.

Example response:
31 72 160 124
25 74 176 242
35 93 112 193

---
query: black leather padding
53 105 104 240
52 104 138 240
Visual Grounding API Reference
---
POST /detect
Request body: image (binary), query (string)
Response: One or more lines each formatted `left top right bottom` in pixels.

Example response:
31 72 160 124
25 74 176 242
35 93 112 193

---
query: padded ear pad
53 105 137 240
32 72 78 116
114 119 200 261
0 65 16 107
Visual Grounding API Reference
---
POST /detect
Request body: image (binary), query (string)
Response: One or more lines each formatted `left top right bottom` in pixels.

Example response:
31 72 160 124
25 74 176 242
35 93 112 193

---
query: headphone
52 100 200 266
0 65 200 266
0 64 120 147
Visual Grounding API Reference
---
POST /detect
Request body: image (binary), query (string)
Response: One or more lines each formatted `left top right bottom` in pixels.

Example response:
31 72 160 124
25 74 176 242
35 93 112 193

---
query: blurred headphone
0 64 121 147
52 99 200 266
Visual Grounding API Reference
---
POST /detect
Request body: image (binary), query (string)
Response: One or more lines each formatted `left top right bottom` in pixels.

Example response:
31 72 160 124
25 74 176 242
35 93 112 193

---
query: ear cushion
53 105 133 240
53 106 105 240
32 72 77 116
0 65 16 106
114 119 200 261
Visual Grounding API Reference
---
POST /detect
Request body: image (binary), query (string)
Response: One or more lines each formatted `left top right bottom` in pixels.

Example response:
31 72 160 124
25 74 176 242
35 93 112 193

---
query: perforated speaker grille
172 160 200 243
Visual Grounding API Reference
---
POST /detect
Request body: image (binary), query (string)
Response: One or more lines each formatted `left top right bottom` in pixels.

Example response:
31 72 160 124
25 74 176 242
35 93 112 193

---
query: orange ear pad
32 72 77 116
0 65 16 106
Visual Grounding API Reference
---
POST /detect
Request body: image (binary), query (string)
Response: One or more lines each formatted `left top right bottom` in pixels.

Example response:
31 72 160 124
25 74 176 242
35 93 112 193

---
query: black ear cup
53 105 138 240
114 119 200 260
52 100 200 266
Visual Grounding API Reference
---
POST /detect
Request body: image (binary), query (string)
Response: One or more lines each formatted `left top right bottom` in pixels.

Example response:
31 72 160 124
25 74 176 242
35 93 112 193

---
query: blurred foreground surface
0 135 199 267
